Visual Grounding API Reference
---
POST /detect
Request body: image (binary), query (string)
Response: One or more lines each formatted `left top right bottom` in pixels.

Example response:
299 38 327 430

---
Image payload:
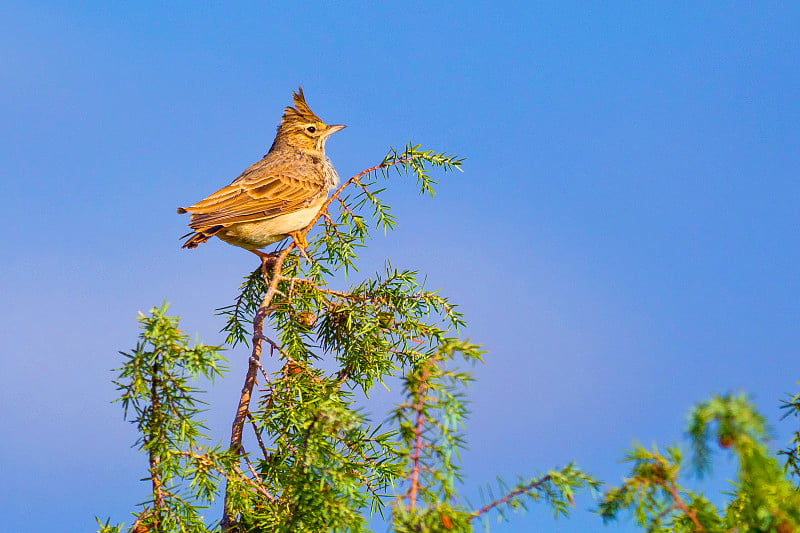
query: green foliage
601 394 800 532
688 394 769 478
218 269 267 348
393 340 482 509
780 384 800 479
104 144 800 533
471 466 601 529
695 395 800 532
101 146 601 532
109 302 231 532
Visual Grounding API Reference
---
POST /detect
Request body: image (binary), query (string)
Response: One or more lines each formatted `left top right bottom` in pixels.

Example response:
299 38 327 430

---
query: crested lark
177 88 345 260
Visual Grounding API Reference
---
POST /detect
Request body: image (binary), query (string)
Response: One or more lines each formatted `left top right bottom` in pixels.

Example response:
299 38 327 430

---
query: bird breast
216 199 326 250
321 156 339 190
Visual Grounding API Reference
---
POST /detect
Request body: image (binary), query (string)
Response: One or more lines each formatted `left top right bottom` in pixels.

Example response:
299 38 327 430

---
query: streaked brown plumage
177 87 345 257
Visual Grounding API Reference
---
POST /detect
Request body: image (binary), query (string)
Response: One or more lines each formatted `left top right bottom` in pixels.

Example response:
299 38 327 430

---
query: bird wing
179 157 327 230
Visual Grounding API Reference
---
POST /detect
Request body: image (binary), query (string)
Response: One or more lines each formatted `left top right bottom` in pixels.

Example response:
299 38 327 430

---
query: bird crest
281 87 322 124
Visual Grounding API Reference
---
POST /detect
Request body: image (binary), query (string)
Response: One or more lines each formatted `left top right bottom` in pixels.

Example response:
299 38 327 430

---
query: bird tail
180 225 224 249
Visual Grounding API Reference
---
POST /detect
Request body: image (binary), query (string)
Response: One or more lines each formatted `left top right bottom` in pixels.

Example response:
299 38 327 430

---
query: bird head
271 87 345 153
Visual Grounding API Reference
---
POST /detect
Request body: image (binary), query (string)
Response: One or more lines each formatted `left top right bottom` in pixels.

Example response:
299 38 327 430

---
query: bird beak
325 124 346 137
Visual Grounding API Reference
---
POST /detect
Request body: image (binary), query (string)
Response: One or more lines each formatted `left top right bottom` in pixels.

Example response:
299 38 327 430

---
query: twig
246 412 270 461
407 365 429 510
233 462 276 502
173 449 277 503
469 475 553 518
148 361 166 525
655 480 705 532
249 356 273 387
228 287 286 453
243 453 262 483
333 366 353 389
253 334 291 360
294 157 413 247
336 195 356 218
334 433 387 499
221 246 294 530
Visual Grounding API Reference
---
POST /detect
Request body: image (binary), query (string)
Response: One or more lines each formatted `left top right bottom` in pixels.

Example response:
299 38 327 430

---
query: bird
177 87 345 262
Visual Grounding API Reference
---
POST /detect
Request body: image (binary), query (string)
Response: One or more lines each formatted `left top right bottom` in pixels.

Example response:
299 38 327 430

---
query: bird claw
250 249 279 279
290 232 312 262
250 233 311 279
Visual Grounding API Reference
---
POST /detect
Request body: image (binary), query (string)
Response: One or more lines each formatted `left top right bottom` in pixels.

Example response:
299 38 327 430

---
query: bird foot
290 232 312 262
250 249 279 279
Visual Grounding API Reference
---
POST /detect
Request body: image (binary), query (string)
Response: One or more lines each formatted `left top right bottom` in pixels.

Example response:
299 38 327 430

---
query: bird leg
290 232 312 262
250 249 278 279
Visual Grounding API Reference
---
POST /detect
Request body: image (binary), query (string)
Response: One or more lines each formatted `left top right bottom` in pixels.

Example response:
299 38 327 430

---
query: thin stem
253 334 291 360
408 365 429 510
148 359 166 520
469 475 553 518
246 411 270 461
249 356 273 388
221 246 293 530
655 480 705 532
297 158 411 243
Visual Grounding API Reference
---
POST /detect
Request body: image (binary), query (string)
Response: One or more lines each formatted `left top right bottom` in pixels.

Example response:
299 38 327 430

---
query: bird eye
306 125 316 133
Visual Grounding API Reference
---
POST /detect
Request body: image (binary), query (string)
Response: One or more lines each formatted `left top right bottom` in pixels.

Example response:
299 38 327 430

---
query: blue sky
2 2 799 531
